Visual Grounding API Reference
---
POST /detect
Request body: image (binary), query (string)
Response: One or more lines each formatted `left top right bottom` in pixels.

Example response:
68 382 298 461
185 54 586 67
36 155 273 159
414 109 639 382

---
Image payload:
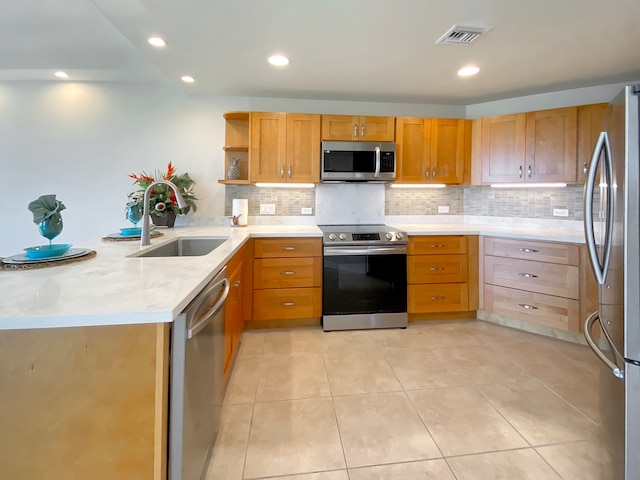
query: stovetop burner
318 224 407 246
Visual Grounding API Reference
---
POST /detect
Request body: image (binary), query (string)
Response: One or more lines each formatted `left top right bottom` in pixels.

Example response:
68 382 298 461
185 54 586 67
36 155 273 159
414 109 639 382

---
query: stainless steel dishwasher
169 266 229 480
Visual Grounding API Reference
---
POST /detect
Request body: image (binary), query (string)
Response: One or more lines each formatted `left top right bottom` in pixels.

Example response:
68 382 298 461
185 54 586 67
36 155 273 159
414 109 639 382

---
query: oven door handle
324 246 407 256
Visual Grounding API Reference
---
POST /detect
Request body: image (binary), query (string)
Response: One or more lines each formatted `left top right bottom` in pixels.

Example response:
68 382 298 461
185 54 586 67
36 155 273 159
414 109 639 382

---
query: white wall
1 82 243 256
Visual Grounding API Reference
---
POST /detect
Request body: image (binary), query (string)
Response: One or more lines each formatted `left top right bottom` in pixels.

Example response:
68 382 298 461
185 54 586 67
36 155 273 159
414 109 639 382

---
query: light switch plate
260 204 276 215
553 208 569 217
437 205 450 214
301 207 313 215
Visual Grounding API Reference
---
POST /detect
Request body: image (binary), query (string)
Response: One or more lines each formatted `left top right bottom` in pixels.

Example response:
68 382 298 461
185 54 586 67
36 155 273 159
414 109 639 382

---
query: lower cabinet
407 235 479 314
482 236 596 332
224 245 245 379
252 237 322 321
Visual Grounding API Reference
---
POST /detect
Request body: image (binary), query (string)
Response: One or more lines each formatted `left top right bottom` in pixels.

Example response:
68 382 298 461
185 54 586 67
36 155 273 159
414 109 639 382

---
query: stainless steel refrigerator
583 84 640 480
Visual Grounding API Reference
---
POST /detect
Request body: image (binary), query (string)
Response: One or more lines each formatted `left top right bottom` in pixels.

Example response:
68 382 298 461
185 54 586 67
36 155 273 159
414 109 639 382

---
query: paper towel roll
231 198 248 226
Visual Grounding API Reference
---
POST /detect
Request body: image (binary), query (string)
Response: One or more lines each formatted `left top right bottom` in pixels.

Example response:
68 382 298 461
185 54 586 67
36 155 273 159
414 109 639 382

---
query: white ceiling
3 0 640 105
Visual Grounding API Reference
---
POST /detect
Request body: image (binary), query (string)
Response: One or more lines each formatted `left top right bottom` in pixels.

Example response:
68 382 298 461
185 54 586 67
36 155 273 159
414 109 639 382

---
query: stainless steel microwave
321 141 396 182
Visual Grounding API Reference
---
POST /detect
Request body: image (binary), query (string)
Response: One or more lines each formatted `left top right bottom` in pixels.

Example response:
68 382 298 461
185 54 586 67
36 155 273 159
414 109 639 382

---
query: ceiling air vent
436 25 493 45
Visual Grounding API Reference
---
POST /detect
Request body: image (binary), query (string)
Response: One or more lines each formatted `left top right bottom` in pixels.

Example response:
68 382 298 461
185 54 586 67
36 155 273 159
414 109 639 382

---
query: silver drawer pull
519 248 539 253
281 271 296 275
282 302 296 306
430 267 445 271
518 303 539 310
430 244 445 248
282 246 296 251
518 272 538 278
430 296 445 300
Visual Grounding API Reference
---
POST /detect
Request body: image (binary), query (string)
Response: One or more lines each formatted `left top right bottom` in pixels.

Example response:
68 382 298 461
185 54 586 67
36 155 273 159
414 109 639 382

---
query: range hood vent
436 25 493 45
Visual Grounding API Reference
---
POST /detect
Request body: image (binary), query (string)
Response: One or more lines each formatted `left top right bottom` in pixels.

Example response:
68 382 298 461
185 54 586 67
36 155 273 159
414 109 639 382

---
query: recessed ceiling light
458 66 480 77
268 55 290 66
54 71 69 79
148 37 167 47
181 76 195 83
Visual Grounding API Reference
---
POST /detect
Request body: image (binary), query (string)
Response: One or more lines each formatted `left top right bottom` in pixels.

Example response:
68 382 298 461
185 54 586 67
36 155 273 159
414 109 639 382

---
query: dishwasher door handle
187 278 230 339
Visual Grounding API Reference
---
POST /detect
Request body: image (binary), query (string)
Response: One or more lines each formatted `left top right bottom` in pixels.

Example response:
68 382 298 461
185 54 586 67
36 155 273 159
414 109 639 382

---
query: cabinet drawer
484 237 579 265
484 255 579 299
484 284 580 332
253 287 322 320
408 254 468 283
254 238 322 258
254 257 321 289
408 235 467 255
408 283 469 313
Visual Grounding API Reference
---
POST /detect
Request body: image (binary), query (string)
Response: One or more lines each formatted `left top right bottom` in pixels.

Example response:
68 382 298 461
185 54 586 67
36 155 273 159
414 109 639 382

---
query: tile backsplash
225 184 585 221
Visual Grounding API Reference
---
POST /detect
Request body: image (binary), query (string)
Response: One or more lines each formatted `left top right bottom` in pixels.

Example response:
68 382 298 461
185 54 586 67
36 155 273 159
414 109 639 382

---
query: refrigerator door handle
583 131 614 285
584 311 625 379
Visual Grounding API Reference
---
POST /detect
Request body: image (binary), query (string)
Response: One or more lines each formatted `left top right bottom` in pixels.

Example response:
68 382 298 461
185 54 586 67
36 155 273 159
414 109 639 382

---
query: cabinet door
431 119 466 184
286 114 321 183
321 115 359 140
525 107 577 182
396 117 431 182
577 103 607 184
481 113 526 183
359 116 396 141
250 112 287 182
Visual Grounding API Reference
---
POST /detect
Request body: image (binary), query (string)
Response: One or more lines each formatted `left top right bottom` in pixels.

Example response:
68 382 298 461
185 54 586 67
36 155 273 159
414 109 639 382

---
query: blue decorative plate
120 227 142 236
24 243 72 259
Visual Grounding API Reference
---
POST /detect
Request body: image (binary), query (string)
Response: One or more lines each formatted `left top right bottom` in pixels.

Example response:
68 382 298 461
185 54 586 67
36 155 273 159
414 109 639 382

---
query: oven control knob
328 233 336 241
339 233 347 241
386 233 393 240
396 232 404 240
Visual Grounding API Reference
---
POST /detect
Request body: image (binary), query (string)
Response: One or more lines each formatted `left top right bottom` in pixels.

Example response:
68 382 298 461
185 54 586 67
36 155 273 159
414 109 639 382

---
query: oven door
322 246 407 329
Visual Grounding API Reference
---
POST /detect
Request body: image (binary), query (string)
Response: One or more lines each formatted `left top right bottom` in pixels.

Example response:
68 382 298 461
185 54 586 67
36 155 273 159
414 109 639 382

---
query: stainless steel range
319 224 408 331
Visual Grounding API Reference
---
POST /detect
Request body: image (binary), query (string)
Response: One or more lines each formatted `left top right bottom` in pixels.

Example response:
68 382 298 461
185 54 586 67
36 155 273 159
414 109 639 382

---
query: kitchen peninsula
0 220 590 480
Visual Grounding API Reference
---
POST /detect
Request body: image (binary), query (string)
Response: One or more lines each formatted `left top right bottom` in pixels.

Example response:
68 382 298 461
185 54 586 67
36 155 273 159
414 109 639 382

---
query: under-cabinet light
254 183 315 189
389 183 446 189
490 183 567 188
54 71 69 79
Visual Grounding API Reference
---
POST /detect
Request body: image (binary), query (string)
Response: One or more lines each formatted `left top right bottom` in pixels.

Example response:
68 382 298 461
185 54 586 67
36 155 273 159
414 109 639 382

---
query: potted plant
129 162 198 227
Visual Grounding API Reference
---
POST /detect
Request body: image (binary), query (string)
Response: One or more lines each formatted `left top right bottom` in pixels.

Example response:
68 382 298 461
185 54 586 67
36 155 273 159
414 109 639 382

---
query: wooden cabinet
224 246 245 379
480 113 526 183
220 112 250 184
396 118 470 184
252 238 322 321
0 323 170 480
480 107 578 184
321 115 395 141
577 103 607 183
482 237 596 333
249 112 321 184
525 107 577 183
407 235 479 314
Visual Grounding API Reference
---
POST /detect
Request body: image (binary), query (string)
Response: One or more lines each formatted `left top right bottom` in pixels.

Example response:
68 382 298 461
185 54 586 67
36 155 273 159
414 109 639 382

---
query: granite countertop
0 221 586 331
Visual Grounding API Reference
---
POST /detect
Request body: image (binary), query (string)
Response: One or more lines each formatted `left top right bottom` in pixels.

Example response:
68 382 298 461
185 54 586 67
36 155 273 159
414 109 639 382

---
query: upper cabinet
250 112 321 183
220 112 250 184
576 103 607 184
396 118 470 184
321 115 395 141
524 107 577 183
480 107 578 184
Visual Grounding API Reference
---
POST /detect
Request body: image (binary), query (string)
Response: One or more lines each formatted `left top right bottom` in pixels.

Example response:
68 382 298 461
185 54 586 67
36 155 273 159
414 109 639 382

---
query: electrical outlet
437 205 450 214
553 208 569 217
260 203 276 215
301 207 313 215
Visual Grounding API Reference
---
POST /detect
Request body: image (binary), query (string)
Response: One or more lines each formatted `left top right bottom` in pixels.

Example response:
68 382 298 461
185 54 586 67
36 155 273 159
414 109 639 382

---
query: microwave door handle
374 146 380 177
584 131 608 284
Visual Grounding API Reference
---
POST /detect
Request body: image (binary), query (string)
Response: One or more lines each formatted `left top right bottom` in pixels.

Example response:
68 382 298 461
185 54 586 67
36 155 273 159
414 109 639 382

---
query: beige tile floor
206 320 614 480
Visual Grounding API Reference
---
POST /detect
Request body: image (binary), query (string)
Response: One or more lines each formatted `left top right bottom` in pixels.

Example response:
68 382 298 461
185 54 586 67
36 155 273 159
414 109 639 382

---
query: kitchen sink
132 236 229 258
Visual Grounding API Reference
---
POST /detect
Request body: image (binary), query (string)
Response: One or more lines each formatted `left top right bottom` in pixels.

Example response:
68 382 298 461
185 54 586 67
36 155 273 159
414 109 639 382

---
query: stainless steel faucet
140 180 187 246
